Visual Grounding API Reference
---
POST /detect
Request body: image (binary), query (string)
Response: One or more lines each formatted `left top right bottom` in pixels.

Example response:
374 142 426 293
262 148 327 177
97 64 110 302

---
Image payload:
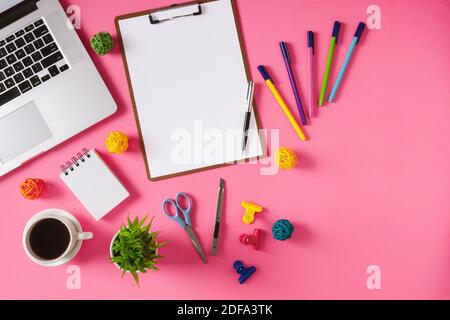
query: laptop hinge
0 1 39 30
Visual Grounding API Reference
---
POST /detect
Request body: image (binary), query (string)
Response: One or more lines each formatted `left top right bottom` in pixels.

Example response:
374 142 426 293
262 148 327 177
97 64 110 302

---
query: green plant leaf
156 241 168 248
131 271 140 287
139 214 148 227
148 216 155 228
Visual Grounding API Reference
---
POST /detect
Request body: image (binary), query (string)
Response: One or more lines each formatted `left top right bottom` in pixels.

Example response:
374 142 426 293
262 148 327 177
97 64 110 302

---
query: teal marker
328 22 366 103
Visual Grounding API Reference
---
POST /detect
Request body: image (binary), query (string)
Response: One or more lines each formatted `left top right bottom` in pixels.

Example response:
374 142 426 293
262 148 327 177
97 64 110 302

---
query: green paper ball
90 32 114 56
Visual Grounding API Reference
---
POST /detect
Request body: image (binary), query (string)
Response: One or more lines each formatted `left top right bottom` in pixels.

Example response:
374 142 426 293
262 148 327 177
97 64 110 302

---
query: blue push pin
233 260 256 284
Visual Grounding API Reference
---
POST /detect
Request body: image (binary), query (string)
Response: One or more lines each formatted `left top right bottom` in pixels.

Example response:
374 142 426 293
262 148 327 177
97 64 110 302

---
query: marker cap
257 65 273 82
307 31 315 54
332 21 341 43
279 42 291 64
354 22 366 44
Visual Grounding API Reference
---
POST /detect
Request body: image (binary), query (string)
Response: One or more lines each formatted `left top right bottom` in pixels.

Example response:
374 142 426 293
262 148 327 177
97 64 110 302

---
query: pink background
1 0 450 300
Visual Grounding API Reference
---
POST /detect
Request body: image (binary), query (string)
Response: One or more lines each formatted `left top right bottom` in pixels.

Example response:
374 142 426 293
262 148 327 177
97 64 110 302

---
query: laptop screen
0 0 24 14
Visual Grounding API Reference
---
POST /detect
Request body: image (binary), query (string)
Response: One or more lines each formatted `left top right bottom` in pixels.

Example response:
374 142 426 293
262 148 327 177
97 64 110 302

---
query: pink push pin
239 229 261 250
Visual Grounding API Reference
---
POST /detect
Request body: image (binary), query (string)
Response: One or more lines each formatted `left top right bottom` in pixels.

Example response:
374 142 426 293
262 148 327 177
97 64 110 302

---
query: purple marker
279 41 307 126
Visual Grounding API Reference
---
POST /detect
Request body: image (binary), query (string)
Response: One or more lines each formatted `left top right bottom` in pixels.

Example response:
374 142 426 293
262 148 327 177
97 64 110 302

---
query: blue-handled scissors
162 192 207 264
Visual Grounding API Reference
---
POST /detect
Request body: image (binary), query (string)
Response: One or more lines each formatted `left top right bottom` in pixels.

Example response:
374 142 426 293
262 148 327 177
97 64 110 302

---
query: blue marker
328 22 366 103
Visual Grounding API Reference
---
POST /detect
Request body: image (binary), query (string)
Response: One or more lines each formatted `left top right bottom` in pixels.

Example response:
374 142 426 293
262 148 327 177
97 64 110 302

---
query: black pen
241 81 255 152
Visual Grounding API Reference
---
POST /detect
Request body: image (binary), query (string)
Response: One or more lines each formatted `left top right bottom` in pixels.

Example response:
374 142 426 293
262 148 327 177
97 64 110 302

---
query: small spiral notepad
60 148 129 221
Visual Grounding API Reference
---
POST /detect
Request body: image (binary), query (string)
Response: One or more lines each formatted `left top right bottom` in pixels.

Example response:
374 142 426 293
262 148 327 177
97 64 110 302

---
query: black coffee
29 218 71 260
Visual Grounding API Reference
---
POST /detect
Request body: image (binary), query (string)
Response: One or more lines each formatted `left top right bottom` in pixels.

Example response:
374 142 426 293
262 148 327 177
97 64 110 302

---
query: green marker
319 21 341 107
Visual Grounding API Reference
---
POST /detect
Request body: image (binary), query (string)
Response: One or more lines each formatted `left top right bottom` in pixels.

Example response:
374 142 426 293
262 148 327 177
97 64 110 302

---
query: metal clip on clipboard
149 3 203 24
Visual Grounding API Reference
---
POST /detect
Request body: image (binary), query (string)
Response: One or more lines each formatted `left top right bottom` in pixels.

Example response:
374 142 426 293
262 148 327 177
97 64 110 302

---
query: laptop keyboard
0 18 70 107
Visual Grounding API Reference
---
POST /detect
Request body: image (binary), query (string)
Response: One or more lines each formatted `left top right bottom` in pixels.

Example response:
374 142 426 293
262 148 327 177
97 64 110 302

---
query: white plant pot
110 231 158 273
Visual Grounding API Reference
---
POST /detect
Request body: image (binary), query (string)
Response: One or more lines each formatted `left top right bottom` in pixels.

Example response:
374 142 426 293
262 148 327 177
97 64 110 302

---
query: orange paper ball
20 178 45 200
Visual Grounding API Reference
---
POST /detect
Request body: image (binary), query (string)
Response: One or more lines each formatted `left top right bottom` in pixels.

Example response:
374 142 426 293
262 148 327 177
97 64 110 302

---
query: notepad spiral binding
60 148 91 176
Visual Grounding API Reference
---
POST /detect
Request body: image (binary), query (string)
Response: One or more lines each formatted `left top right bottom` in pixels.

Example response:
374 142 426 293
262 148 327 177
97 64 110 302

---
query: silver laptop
0 0 117 177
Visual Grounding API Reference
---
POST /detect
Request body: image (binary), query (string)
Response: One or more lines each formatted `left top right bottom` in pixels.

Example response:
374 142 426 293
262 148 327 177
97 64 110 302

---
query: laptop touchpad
0 101 52 164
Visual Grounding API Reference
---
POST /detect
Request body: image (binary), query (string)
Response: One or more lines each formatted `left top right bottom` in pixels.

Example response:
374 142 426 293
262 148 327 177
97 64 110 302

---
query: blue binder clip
233 260 256 284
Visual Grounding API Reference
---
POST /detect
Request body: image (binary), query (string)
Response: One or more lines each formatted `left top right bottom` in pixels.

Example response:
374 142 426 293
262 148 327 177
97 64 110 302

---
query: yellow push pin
241 201 264 224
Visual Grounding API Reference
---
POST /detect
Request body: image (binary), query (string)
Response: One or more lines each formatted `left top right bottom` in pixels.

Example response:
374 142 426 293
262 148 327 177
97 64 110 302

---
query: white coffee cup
23 209 93 267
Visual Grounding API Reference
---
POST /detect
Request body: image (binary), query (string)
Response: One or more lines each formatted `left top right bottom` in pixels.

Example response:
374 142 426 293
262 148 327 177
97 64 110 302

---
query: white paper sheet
118 0 263 179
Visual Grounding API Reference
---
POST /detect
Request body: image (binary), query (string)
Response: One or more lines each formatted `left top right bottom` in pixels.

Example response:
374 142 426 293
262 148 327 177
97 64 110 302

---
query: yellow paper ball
106 131 129 154
275 147 297 170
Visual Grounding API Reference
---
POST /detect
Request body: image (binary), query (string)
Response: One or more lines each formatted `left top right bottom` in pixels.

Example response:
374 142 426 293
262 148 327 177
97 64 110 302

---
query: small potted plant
110 215 165 286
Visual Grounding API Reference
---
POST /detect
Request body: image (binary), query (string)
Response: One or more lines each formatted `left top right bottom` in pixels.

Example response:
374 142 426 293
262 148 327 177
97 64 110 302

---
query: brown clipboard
115 0 264 181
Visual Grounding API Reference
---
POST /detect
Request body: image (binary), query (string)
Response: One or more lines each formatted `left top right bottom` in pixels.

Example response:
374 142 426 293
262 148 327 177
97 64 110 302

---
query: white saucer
23 209 84 267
